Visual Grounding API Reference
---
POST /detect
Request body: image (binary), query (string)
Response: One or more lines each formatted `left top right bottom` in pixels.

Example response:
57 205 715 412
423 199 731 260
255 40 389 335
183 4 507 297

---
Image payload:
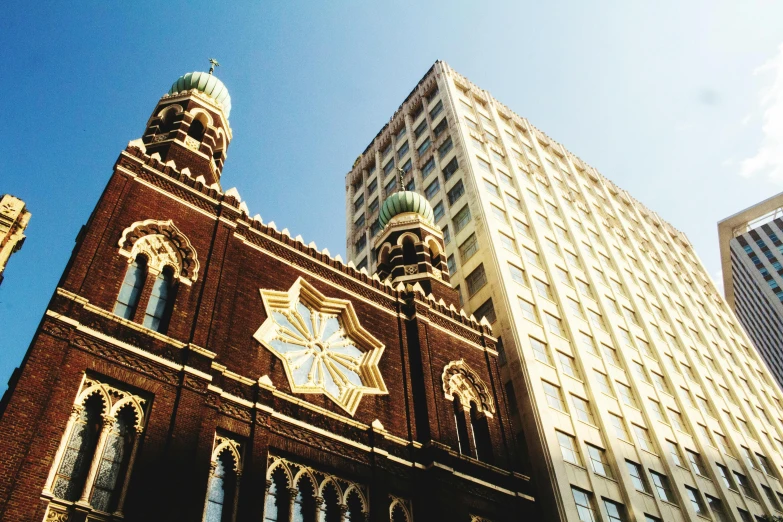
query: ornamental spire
208 58 220 75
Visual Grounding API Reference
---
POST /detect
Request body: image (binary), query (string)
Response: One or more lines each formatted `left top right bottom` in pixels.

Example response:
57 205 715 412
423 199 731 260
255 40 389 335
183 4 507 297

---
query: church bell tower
141 61 232 188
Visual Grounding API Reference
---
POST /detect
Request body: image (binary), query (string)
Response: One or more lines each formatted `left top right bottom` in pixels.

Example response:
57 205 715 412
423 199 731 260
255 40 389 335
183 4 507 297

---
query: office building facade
719 193 783 390
346 61 783 522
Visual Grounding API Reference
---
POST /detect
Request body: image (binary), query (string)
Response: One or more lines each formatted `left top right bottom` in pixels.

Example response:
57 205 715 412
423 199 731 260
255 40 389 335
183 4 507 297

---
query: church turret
374 170 456 302
141 61 232 188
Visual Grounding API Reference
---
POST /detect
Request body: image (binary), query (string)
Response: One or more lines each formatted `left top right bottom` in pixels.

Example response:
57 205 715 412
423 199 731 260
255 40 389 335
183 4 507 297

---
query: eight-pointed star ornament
253 277 387 415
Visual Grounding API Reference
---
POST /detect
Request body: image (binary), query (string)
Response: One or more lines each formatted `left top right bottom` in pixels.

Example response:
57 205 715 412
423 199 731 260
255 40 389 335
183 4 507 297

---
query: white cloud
740 43 783 182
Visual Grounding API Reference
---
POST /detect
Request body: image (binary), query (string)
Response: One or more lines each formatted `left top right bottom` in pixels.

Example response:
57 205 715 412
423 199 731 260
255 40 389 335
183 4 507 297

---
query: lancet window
263 455 369 522
203 435 243 522
389 496 413 522
43 376 147 519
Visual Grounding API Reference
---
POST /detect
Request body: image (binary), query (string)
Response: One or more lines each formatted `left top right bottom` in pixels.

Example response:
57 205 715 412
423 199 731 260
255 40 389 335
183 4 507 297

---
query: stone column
287 487 299 522
230 470 242 522
78 414 115 505
113 425 144 516
314 496 324 522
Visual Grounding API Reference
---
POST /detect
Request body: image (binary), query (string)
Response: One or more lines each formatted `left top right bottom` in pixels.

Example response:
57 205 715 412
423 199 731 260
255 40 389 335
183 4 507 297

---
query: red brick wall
0 140 537 521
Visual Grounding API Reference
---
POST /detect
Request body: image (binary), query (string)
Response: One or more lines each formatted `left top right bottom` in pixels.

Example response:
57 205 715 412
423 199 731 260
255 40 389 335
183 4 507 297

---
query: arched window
320 480 341 522
188 118 206 141
159 109 177 133
264 466 289 522
113 255 147 320
443 360 496 463
51 395 102 501
292 474 317 522
143 266 174 332
90 407 136 512
46 378 147 519
402 238 417 266
469 402 494 464
390 500 411 522
453 396 471 457
204 450 238 522
345 489 366 522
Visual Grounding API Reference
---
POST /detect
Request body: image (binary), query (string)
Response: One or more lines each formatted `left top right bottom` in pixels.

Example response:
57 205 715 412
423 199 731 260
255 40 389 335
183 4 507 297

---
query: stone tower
0 194 31 286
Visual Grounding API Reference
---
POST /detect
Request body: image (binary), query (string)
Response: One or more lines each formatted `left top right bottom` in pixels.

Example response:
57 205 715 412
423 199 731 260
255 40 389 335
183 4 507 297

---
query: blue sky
2 1 783 388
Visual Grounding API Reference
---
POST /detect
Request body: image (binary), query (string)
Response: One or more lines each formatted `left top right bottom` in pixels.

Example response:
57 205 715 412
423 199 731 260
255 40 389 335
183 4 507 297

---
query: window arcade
44 376 147 519
262 456 369 522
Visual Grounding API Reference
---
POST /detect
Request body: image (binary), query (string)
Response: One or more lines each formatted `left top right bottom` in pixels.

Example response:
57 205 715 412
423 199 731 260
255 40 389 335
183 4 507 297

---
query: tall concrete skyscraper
719 193 783 390
346 61 783 522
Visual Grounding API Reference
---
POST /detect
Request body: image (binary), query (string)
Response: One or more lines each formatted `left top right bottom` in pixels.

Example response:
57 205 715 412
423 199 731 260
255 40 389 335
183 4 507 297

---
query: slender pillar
287 487 298 522
78 414 115 506
114 425 144 515
231 471 242 522
314 496 324 522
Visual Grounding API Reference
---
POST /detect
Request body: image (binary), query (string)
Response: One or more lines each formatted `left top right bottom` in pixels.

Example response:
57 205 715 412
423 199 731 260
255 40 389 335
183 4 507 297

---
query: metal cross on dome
208 58 220 75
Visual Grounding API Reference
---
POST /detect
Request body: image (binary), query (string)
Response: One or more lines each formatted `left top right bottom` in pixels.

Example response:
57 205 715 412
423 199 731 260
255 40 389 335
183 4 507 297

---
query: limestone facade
346 60 783 522
0 194 31 286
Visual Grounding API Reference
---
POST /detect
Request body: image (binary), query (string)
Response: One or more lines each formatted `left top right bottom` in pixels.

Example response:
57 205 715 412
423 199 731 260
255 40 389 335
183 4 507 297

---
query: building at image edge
719 192 783 392
0 69 536 522
345 60 783 522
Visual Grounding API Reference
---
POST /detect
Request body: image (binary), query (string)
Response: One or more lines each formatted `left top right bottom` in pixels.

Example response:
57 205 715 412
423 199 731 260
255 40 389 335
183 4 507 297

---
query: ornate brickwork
0 70 535 522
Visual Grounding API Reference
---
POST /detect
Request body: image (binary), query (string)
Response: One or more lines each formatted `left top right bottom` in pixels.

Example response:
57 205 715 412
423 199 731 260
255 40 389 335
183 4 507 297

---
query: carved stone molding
442 360 495 416
117 218 199 283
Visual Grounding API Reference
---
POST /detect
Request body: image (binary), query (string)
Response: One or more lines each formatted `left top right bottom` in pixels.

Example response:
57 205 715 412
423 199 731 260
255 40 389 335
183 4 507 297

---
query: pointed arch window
203 435 242 522
292 474 317 522
45 377 147 519
115 219 199 332
113 255 147 319
51 395 101 501
443 360 496 464
262 456 369 522
143 266 174 331
389 497 413 522
263 466 289 522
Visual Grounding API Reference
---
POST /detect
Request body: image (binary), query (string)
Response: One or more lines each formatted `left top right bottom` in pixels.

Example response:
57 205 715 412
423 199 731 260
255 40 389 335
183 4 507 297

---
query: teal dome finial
169 72 232 118
378 190 436 228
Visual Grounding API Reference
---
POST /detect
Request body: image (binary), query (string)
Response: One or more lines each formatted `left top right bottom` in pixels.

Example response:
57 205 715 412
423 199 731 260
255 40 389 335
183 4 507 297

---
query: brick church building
0 70 536 522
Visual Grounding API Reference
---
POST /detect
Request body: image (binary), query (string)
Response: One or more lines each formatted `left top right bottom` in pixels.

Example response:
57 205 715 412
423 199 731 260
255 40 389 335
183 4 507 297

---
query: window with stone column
43 375 148 519
262 455 368 522
114 219 199 333
442 360 496 464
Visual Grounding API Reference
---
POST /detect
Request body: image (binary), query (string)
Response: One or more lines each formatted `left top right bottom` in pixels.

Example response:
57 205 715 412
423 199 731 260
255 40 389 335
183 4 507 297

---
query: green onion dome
378 191 435 228
169 72 231 118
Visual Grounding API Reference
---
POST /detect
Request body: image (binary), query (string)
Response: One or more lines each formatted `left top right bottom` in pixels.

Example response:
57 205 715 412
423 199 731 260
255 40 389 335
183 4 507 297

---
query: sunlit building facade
0 194 31 286
719 192 783 390
346 61 783 522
